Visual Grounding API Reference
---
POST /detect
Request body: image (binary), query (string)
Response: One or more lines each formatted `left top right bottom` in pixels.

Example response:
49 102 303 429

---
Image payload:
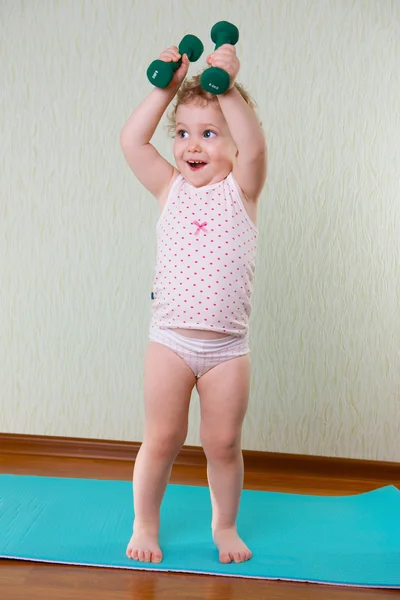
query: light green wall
1 0 399 461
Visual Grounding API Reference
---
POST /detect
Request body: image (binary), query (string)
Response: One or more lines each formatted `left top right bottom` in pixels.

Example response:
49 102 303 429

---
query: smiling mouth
187 160 207 171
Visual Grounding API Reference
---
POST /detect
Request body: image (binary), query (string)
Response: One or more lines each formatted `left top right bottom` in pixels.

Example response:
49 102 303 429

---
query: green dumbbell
147 34 204 89
200 21 239 95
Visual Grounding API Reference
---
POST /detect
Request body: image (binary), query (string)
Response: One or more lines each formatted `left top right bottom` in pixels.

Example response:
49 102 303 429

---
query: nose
187 136 202 152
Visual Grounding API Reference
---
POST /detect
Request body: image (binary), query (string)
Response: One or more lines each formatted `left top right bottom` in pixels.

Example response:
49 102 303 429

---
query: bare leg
126 341 196 563
207 446 251 564
127 443 173 563
197 355 252 564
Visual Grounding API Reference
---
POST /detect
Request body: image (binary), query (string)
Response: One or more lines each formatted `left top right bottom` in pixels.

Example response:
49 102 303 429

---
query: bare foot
126 528 163 563
213 528 252 564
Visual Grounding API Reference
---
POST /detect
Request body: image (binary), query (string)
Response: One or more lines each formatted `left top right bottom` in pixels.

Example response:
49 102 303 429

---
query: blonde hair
166 72 258 137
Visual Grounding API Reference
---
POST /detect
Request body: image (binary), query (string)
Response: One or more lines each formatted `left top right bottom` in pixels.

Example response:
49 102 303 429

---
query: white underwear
149 325 249 380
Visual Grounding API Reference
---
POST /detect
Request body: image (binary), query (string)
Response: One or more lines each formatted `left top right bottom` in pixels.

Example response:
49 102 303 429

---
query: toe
220 552 232 564
144 550 151 563
138 549 145 562
132 549 139 560
233 552 241 563
152 551 163 564
127 547 138 560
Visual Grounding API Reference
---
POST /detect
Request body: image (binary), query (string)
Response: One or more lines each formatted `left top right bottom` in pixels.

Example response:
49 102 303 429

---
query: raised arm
206 44 267 202
218 86 267 202
120 49 189 201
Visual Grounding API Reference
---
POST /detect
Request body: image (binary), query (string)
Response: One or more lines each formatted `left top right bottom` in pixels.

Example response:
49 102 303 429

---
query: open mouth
187 160 207 171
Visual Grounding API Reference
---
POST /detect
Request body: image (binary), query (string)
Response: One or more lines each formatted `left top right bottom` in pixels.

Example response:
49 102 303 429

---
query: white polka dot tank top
150 172 258 336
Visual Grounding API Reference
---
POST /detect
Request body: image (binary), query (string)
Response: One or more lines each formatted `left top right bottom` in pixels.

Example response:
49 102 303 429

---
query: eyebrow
176 122 220 130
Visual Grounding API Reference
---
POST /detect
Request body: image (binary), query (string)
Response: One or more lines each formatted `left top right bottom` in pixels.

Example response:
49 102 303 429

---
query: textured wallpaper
1 0 399 461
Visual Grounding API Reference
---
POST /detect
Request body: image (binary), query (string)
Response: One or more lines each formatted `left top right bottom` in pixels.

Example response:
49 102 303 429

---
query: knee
145 428 187 461
200 429 242 462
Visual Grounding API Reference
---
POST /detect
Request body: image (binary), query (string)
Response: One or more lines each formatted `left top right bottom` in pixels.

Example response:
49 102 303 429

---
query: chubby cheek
173 145 184 165
172 140 179 157
210 141 233 163
210 150 233 169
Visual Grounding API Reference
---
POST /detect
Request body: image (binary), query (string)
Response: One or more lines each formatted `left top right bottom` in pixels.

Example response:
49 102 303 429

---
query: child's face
173 100 237 187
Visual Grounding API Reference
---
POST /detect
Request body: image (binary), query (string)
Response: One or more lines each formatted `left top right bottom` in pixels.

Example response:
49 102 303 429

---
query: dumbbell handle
147 34 203 89
214 32 235 49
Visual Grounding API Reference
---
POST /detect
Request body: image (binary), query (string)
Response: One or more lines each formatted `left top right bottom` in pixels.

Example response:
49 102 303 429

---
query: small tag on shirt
151 292 154 300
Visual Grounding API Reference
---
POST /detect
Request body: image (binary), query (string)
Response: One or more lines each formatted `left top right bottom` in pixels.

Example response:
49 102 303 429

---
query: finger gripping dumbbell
200 21 239 95
147 35 204 88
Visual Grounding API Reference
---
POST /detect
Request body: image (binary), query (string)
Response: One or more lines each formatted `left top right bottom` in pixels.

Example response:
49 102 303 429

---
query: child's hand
158 46 190 89
206 44 240 90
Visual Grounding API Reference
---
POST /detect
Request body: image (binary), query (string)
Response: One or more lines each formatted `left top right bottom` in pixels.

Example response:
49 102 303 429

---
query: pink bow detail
192 221 208 235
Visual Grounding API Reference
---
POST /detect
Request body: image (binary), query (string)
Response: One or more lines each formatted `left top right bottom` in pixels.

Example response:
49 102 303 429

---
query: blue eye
177 130 188 138
203 130 216 138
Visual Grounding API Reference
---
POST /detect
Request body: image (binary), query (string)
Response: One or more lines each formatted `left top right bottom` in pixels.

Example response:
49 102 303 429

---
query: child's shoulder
158 168 181 212
229 173 259 229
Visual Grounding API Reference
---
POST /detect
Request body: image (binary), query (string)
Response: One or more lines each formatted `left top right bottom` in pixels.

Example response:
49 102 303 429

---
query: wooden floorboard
0 453 399 600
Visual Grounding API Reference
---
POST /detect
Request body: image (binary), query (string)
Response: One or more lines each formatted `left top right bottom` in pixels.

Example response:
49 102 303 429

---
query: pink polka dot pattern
151 173 258 336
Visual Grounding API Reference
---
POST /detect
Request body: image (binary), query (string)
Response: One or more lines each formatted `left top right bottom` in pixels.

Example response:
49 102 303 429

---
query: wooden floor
1 452 399 600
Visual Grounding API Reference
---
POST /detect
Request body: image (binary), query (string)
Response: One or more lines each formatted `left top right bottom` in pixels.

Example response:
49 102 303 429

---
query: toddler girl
120 41 267 565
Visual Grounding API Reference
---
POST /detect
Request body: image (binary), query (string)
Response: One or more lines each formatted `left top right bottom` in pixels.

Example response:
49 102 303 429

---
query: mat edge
1 556 399 589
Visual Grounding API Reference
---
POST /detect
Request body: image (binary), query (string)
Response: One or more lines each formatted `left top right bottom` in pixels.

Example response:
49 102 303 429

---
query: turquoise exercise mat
0 475 399 588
